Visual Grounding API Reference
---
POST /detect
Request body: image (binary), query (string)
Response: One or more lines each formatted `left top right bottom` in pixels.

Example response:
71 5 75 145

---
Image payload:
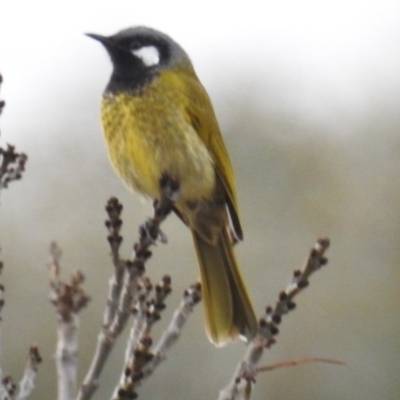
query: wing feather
167 67 243 239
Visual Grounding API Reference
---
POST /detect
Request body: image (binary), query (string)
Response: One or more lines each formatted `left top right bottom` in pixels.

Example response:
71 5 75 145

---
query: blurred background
1 0 399 399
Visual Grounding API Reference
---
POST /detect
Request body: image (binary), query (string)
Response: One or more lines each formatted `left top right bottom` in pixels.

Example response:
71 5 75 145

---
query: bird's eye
131 45 160 67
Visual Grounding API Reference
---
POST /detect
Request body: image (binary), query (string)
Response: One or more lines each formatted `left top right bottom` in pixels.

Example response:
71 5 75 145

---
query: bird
87 26 257 346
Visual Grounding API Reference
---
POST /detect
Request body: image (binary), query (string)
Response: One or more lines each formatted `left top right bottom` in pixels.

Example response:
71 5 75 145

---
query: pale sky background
1 1 400 400
1 0 400 139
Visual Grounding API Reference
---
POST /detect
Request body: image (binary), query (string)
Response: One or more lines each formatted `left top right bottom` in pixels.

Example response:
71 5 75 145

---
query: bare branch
0 260 4 321
48 243 90 321
142 282 201 379
16 345 43 400
78 177 180 400
109 176 178 337
218 238 331 400
0 375 17 400
0 241 41 400
123 275 171 367
48 243 90 400
103 197 126 328
0 145 27 189
256 357 346 373
112 282 201 400
0 74 28 191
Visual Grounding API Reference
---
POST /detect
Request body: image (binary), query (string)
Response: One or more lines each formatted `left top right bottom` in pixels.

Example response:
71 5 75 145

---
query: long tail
192 228 257 346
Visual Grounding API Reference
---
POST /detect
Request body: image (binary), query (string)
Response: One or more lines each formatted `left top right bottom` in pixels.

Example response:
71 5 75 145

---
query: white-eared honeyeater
87 26 257 346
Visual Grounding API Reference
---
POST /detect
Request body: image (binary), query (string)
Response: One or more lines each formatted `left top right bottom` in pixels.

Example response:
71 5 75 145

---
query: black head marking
111 27 172 64
87 26 190 94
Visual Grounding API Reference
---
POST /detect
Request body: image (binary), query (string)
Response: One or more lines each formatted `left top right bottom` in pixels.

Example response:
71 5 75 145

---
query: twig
0 283 17 400
123 275 171 367
257 357 346 373
16 345 43 400
103 198 126 328
111 275 172 400
0 74 28 191
142 282 201 379
0 256 41 400
0 145 27 189
0 259 4 320
112 282 201 400
218 238 330 400
109 176 179 337
48 242 90 400
0 72 41 400
77 177 179 400
0 375 17 399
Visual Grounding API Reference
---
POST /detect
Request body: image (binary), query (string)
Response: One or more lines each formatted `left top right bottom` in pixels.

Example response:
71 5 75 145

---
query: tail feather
192 228 257 346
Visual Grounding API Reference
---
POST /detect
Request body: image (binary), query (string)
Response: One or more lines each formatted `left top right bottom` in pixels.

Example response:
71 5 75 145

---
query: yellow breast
100 71 216 201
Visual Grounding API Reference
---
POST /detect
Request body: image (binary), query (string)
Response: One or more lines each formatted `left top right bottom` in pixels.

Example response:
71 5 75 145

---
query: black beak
85 33 110 45
85 32 125 67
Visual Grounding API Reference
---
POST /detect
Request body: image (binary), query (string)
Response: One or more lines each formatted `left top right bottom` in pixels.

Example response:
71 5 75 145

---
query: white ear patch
132 45 160 67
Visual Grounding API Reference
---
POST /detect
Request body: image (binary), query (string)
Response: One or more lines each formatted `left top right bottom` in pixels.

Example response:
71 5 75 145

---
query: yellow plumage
101 66 215 202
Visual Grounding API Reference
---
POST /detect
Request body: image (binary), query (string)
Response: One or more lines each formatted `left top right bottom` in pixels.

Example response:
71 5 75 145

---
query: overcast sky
1 0 400 143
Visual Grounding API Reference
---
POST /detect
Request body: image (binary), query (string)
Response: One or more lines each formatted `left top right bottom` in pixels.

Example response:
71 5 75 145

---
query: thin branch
0 247 41 400
112 282 201 400
77 177 179 400
48 243 90 400
16 345 43 400
110 275 173 400
108 176 179 338
0 260 4 320
257 357 346 373
0 375 17 400
103 198 126 328
0 74 28 191
218 238 331 400
123 275 171 366
142 282 201 379
0 145 27 189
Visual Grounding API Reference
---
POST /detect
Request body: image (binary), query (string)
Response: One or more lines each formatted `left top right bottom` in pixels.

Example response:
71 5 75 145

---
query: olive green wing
173 68 243 240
